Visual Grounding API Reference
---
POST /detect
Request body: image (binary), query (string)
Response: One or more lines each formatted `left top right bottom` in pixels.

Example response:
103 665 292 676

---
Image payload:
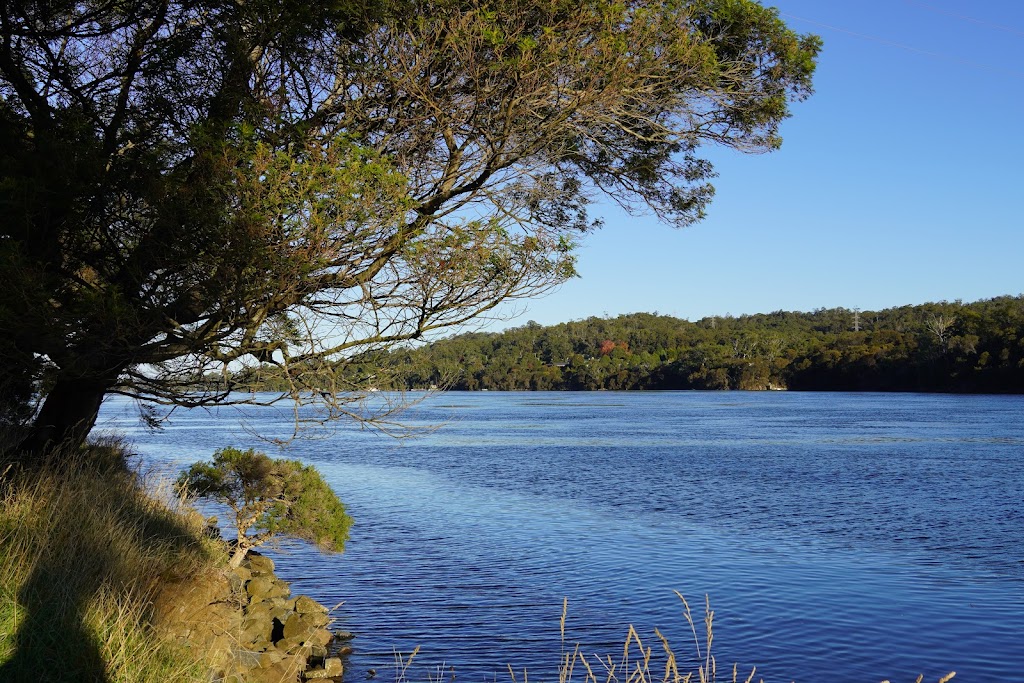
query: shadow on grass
0 450 211 683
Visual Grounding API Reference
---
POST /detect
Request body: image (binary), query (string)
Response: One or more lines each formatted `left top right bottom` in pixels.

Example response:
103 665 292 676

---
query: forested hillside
369 296 1024 393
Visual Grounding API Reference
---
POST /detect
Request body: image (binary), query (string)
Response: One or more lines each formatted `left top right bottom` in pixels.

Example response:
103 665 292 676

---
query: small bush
178 447 353 568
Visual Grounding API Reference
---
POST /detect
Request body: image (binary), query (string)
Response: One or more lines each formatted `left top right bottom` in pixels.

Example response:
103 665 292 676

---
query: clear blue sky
490 0 1024 330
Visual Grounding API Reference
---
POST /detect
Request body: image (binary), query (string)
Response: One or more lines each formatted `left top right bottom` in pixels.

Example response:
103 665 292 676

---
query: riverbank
0 442 346 682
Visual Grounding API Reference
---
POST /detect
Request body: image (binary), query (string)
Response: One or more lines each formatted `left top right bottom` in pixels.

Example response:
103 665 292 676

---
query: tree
177 447 352 568
1 0 820 457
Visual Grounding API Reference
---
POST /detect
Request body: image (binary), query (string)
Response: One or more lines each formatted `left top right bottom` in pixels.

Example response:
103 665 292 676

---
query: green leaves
178 448 353 562
3 0 820 453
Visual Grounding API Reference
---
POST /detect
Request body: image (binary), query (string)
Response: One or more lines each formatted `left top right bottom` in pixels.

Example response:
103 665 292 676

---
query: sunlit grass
0 439 217 682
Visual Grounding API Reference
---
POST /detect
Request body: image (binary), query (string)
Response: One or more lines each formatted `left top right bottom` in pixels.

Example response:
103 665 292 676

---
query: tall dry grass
0 438 218 683
540 593 955 683
395 592 956 683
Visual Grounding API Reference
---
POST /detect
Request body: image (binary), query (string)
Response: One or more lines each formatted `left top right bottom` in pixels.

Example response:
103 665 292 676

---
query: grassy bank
0 440 217 683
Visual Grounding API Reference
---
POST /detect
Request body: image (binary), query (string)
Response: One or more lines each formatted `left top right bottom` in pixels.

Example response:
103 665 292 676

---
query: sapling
178 447 352 568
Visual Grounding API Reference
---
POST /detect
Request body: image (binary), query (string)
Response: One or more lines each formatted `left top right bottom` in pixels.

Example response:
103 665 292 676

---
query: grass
0 438 219 683
546 593 955 683
393 592 956 683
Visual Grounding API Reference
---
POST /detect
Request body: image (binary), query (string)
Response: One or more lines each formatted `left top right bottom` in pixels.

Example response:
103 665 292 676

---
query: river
98 391 1024 682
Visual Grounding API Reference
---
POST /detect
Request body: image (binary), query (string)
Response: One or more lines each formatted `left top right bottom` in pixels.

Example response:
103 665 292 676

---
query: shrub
178 447 353 567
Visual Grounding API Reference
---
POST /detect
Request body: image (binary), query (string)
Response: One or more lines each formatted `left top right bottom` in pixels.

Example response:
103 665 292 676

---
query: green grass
0 439 219 683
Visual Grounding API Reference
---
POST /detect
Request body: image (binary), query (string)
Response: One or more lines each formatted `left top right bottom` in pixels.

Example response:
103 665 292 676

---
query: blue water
98 392 1024 682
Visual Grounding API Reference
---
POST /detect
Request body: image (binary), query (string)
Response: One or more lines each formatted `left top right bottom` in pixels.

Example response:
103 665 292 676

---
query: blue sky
490 0 1024 329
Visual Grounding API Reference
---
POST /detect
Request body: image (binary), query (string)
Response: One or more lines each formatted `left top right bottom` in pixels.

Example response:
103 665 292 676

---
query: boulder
307 628 333 648
231 565 253 582
250 658 305 683
282 612 320 641
324 657 343 676
259 649 286 669
275 636 305 654
295 595 329 615
303 658 343 680
306 611 331 628
246 577 275 601
238 617 272 646
268 604 293 624
245 602 274 625
247 553 276 576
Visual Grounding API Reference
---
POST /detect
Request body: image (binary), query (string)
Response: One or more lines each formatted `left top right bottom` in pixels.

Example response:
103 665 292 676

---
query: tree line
350 296 1024 393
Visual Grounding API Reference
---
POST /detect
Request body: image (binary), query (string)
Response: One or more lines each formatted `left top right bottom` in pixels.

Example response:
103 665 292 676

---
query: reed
537 592 955 683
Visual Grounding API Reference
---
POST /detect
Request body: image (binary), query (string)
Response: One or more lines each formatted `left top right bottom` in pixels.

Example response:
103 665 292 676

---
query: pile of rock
153 551 352 682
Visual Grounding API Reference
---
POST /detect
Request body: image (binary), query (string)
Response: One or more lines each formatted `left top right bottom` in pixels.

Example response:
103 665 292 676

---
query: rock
282 612 318 641
275 636 305 653
269 580 292 599
246 577 274 601
304 667 331 680
307 628 333 648
305 611 331 628
245 602 274 625
247 553 276 576
206 634 234 669
239 616 273 645
227 572 245 594
231 648 263 670
304 658 343 680
259 649 285 669
265 606 291 631
336 646 354 658
153 548 340 683
324 657 343 676
295 595 329 615
231 565 253 582
250 659 304 683
332 630 355 641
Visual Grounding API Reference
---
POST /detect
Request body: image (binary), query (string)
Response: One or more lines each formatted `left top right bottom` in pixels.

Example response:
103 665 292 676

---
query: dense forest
326 296 1024 393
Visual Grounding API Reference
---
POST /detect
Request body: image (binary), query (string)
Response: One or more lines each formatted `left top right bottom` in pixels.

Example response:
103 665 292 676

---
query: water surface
99 392 1024 682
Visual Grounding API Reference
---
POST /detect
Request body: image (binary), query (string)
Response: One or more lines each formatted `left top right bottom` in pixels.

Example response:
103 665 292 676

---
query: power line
780 12 1024 81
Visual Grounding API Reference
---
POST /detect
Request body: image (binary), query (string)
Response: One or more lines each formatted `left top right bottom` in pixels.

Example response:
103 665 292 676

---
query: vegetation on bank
0 441 356 682
301 296 1024 393
179 447 353 568
0 440 215 682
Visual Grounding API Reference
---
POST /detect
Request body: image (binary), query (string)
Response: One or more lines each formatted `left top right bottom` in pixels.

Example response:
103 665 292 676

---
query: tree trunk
17 375 113 459
228 543 250 569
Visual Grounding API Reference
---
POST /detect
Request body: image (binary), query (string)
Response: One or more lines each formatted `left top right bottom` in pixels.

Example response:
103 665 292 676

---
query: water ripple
99 391 1024 683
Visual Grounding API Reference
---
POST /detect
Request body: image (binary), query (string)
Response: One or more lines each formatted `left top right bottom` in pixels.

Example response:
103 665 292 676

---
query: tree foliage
0 0 819 454
177 447 352 568
365 296 1024 393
